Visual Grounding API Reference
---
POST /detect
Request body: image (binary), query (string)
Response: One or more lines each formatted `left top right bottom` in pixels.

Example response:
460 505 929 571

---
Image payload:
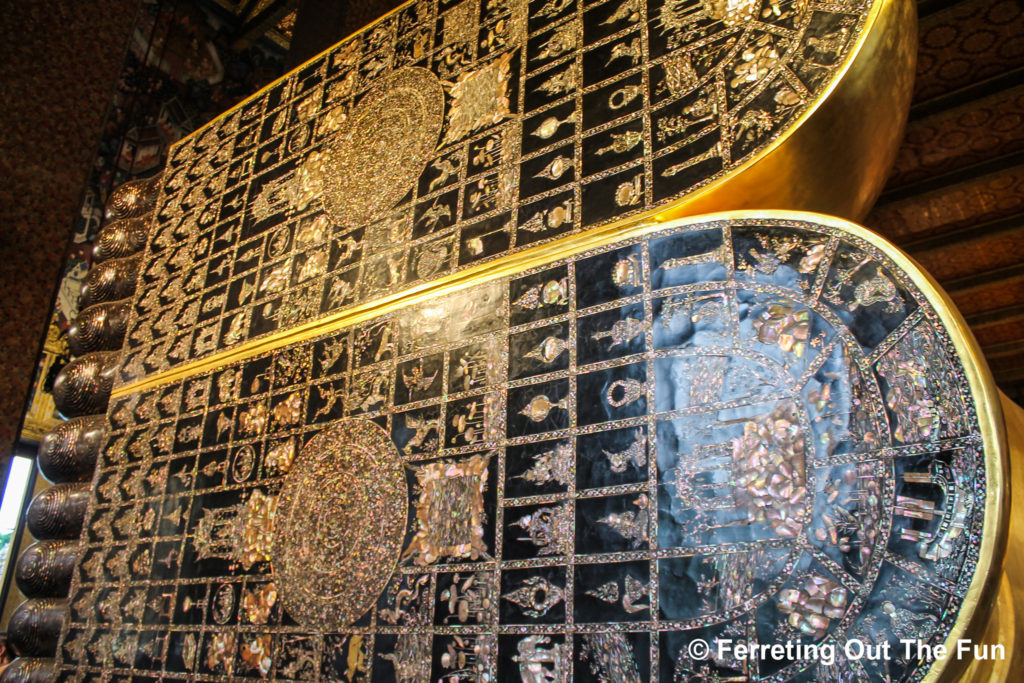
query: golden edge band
112 208 1011 683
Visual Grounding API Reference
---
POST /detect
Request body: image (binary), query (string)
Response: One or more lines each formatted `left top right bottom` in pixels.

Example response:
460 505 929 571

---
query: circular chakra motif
639 216 997 682
271 418 408 630
320 67 444 227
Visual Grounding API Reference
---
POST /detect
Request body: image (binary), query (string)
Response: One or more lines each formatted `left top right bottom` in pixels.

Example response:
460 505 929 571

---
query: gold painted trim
980 392 1024 682
960 571 1015 681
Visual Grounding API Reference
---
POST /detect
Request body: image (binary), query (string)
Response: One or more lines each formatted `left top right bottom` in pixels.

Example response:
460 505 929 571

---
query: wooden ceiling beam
966 303 1024 328
994 365 1024 383
900 213 1024 253
909 67 1024 121
983 339 1024 358
916 0 962 19
876 150 1024 204
232 0 298 50
943 262 1024 296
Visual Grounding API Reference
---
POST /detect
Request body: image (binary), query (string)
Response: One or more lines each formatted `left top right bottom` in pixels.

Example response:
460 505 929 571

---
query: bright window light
0 456 35 578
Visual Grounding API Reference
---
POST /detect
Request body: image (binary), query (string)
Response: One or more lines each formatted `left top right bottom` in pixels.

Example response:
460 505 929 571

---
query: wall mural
60 215 994 681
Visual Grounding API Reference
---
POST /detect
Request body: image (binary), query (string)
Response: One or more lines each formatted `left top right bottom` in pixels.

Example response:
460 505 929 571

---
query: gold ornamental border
111 208 1009 683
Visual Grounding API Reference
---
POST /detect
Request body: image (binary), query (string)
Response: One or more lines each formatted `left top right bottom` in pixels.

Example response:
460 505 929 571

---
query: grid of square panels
63 218 988 682
120 0 876 381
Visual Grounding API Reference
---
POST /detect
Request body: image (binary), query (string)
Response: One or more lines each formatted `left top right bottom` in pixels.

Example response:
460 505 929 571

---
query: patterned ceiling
862 0 1024 402
205 0 299 48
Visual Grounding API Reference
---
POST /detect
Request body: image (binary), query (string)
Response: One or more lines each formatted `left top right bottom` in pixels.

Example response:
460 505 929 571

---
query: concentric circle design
271 418 408 630
320 66 444 227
